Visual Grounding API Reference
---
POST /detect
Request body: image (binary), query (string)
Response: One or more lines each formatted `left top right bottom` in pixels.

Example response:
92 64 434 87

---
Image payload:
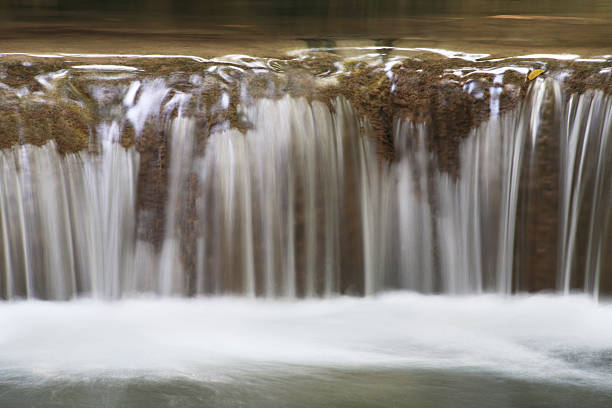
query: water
1 6 612 401
2 0 612 59
1 67 610 299
390 79 612 296
0 92 382 298
0 294 611 407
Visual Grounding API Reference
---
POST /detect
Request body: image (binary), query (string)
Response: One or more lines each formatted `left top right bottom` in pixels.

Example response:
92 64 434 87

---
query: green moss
120 124 136 149
337 65 394 158
14 100 91 153
564 64 612 95
0 53 609 165
0 59 70 90
0 107 20 150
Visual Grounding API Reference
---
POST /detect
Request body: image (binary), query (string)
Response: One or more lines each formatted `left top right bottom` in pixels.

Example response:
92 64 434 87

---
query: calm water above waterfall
1 1 612 407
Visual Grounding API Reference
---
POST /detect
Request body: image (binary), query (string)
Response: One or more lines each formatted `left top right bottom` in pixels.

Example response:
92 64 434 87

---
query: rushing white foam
0 293 610 387
125 79 170 137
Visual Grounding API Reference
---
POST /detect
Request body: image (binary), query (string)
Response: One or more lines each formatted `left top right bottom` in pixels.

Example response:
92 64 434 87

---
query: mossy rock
334 64 394 158
0 107 20 150
1 53 610 166
17 101 91 154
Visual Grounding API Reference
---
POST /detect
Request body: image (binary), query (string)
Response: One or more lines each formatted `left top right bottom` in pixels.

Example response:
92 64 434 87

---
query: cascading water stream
2 0 612 399
0 72 610 300
390 78 612 297
559 90 612 299
0 89 384 299
0 51 612 407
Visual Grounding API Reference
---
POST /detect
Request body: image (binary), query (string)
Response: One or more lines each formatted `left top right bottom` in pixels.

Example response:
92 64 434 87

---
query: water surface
1 0 612 56
1 293 611 407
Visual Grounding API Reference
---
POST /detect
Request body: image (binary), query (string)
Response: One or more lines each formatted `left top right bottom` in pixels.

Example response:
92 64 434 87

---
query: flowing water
1 295 612 407
1 73 610 300
1 2 612 405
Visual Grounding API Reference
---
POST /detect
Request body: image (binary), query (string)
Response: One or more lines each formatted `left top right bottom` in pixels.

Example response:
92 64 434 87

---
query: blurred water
1 293 611 407
1 2 611 404
1 70 611 299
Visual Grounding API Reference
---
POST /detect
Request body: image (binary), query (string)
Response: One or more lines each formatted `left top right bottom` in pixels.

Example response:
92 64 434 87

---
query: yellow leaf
528 69 546 80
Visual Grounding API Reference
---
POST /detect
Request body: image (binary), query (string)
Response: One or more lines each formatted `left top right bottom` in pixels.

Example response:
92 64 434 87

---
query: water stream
0 49 611 406
1 75 610 299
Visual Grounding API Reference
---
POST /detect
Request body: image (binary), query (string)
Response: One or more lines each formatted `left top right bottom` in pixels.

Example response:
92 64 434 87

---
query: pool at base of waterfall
1 293 611 407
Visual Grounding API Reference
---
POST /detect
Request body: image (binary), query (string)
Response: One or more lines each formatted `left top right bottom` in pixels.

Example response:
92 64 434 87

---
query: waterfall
389 78 612 296
559 88 612 299
0 127 139 300
170 95 382 297
0 92 382 299
0 75 610 300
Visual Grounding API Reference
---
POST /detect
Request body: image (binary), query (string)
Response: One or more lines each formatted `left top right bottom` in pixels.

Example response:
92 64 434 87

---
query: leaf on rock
528 69 546 80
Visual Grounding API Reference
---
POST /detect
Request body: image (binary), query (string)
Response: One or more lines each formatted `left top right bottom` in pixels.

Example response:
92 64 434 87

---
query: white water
1 61 612 407
0 293 611 388
0 91 382 298
0 128 139 299
0 77 611 299
389 78 612 296
192 96 382 297
559 89 612 298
